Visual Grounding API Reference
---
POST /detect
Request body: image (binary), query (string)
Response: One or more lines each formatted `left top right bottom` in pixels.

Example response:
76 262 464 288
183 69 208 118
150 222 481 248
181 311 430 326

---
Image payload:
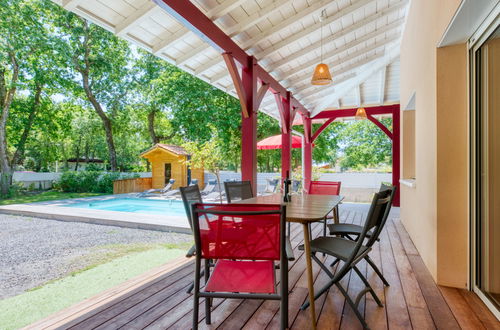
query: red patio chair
191 203 288 330
308 181 342 237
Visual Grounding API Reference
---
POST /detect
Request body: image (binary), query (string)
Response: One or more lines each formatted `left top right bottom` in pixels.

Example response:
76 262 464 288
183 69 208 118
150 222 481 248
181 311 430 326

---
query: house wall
400 0 468 287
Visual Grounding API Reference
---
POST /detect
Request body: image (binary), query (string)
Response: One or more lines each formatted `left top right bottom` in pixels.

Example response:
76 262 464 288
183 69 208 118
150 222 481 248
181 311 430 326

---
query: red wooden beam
240 55 258 193
392 108 400 206
311 116 338 142
302 116 313 191
274 93 288 134
154 0 308 116
222 53 248 117
255 83 269 109
281 92 292 182
367 114 393 140
312 104 399 119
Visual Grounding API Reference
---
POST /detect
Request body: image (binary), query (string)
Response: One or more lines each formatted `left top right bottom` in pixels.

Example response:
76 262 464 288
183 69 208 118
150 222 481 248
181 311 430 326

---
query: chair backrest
192 203 286 261
180 185 202 230
308 181 341 195
224 180 254 203
364 184 396 247
333 188 393 282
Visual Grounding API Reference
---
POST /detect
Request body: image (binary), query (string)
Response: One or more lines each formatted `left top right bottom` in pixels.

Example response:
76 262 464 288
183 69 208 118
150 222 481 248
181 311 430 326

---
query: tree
56 10 132 171
183 138 224 202
0 0 56 194
133 51 175 145
338 118 392 170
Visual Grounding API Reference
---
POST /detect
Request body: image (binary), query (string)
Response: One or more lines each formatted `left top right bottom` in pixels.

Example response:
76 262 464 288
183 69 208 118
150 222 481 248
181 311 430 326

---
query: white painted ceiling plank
379 65 387 104
312 42 400 114
272 20 402 75
207 0 248 20
280 34 397 85
240 0 333 49
115 1 157 36
256 0 375 58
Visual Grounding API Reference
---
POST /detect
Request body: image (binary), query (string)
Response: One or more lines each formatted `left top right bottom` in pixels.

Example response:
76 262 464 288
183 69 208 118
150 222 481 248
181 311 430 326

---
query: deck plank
387 221 435 329
439 286 485 329
28 204 498 330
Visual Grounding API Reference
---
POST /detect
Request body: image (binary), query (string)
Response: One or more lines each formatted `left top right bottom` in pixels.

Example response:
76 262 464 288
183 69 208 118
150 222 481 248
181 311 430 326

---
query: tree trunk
147 110 160 144
12 84 42 166
80 72 118 171
0 54 19 195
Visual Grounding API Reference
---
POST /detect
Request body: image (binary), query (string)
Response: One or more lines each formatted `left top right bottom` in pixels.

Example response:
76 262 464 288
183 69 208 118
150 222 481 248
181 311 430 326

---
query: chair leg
323 219 327 237
192 259 201 330
336 282 370 329
301 254 336 310
330 258 340 268
365 256 390 286
334 205 340 224
353 265 383 307
187 269 205 294
204 260 211 324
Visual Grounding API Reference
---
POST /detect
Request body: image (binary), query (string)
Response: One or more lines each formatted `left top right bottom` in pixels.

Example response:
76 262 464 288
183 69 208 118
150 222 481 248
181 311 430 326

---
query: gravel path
0 214 192 299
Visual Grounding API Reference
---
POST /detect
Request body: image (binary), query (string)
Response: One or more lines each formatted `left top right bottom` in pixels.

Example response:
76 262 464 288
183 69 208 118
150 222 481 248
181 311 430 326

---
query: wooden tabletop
239 193 343 223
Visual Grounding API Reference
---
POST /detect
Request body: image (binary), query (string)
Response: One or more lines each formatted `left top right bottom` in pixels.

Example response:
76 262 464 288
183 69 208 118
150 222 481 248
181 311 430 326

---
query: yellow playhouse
140 144 204 189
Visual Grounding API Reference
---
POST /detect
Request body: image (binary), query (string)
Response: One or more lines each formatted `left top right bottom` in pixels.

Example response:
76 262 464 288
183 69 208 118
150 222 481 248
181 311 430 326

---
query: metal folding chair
308 180 342 237
301 188 394 329
224 180 253 203
191 203 289 330
327 184 395 285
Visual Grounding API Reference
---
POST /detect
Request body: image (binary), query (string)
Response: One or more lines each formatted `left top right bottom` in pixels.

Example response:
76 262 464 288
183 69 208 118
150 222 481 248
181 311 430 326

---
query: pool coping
0 194 191 234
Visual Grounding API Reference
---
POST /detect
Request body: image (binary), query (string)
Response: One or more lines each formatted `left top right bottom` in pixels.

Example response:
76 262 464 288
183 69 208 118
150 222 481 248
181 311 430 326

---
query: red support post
280 92 292 184
303 116 313 193
241 56 258 194
392 106 401 206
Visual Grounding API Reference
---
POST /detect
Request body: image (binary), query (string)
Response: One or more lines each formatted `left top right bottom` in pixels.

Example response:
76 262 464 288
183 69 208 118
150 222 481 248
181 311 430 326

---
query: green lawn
0 246 187 330
0 191 105 205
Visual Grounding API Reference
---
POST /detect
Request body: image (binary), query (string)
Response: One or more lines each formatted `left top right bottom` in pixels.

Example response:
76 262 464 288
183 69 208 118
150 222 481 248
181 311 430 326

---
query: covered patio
27 204 497 329
38 0 500 328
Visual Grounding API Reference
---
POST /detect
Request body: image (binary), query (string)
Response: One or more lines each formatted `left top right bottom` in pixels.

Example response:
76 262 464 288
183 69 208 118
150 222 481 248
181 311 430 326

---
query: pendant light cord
320 11 324 63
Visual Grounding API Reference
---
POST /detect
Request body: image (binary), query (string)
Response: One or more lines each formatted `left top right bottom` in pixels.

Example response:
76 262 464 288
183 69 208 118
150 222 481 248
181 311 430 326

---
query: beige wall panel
400 0 462 282
436 43 468 288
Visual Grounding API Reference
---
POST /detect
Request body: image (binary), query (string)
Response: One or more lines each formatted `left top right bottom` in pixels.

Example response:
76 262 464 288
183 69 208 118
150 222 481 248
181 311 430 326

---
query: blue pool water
65 198 186 216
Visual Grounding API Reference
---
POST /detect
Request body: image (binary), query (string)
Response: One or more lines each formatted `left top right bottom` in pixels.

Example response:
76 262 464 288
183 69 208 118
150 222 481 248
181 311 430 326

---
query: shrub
57 171 139 194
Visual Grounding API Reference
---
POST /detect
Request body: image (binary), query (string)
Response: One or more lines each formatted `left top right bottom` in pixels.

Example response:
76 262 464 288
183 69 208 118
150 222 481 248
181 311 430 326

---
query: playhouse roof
140 144 189 158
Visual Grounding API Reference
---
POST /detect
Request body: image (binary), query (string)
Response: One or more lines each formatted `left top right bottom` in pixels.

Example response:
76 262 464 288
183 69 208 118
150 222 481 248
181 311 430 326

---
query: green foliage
338 118 393 170
0 0 394 197
57 171 137 193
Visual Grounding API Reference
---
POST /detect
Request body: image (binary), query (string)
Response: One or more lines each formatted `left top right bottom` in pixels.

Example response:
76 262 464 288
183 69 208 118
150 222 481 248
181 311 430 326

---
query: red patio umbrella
257 134 313 150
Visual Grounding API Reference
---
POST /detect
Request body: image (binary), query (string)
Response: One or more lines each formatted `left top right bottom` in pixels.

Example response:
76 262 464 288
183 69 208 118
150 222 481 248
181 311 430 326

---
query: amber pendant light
355 107 367 120
311 10 332 85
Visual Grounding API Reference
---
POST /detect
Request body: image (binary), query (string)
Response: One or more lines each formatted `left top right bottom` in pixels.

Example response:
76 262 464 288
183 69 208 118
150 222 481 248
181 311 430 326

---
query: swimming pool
65 198 186 216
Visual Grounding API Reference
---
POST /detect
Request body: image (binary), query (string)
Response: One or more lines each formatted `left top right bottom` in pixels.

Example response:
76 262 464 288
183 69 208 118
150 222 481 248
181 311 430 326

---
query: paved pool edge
0 194 191 234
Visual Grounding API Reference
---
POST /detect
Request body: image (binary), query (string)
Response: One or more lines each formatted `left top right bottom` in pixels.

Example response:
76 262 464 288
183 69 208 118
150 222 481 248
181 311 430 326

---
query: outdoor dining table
239 193 344 329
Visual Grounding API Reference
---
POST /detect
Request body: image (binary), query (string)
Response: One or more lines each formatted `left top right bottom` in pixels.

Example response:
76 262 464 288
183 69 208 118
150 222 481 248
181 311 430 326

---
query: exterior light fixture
311 10 332 85
355 107 367 120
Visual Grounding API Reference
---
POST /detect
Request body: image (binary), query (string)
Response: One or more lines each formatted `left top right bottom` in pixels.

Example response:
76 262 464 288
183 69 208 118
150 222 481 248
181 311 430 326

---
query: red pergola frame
303 104 400 206
154 0 400 205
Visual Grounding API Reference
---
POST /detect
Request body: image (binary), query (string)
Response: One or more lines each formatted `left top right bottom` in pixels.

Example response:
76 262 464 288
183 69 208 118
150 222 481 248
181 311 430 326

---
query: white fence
13 170 391 202
204 171 392 198
13 171 151 190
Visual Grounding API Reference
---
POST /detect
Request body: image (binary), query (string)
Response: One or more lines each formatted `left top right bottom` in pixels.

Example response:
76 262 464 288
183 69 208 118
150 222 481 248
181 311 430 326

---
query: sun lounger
259 178 279 196
137 179 175 197
201 179 217 196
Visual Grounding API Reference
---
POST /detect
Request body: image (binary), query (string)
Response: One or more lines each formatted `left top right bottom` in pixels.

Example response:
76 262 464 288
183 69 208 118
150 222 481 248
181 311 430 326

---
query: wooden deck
27 204 499 330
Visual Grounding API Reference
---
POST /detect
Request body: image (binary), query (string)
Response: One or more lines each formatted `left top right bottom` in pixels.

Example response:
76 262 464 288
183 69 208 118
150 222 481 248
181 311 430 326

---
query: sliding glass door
472 20 500 314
